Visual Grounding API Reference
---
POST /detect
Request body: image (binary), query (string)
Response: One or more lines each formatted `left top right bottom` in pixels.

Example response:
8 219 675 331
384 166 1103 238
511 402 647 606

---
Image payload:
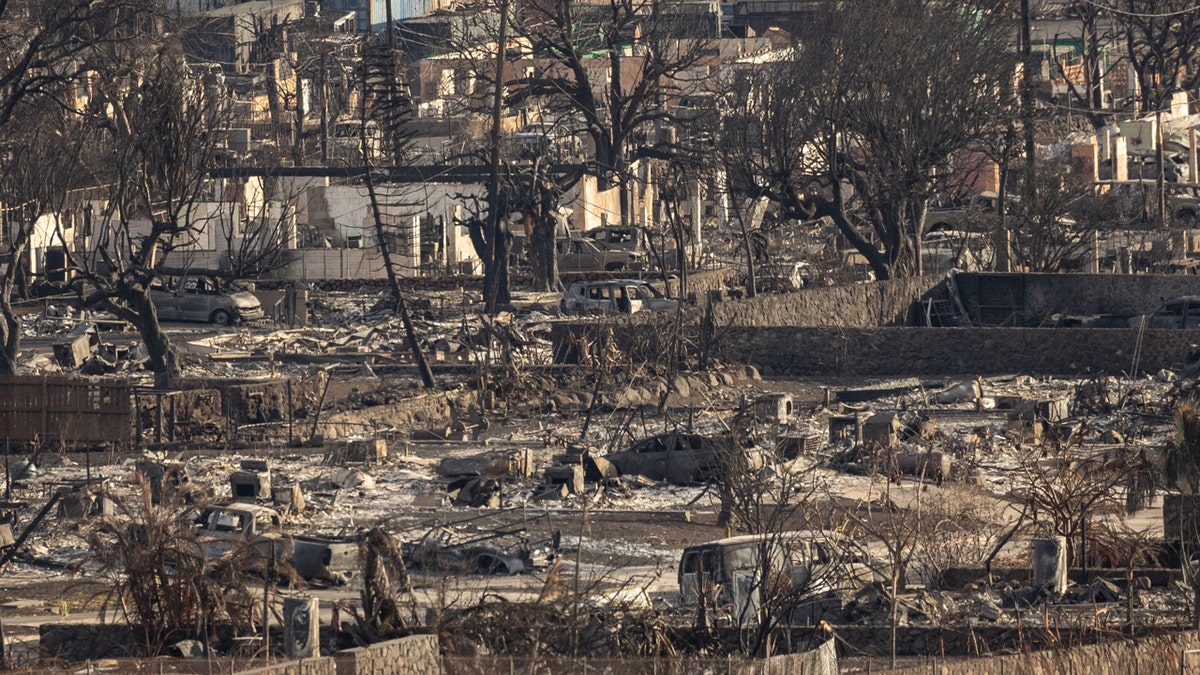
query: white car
559 279 681 314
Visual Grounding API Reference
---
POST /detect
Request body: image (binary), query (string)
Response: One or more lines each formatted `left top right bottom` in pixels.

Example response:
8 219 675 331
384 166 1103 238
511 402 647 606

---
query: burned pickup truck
197 504 357 583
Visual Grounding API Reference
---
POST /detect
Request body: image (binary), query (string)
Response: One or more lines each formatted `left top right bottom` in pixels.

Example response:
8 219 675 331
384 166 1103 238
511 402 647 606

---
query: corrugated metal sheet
0 376 132 444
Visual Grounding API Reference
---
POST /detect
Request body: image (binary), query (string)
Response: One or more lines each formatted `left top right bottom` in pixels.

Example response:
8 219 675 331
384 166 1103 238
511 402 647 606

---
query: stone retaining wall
708 275 941 328
717 326 1198 376
320 390 477 439
335 634 442 675
882 631 1200 675
235 658 337 675
39 624 143 660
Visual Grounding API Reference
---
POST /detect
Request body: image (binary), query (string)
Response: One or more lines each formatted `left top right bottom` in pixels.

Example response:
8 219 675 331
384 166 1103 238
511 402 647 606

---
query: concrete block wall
883 631 1200 675
335 634 442 675
716 326 1198 376
276 250 389 281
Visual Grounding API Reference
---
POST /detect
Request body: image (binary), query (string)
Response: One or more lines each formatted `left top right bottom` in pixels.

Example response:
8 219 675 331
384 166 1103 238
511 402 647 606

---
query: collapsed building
2 270 1200 673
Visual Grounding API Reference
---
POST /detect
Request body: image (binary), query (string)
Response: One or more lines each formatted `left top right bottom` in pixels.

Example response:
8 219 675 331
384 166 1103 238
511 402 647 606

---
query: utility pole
319 47 329 165
485 0 510 314
1020 0 1036 197
1158 107 1167 231
386 0 396 49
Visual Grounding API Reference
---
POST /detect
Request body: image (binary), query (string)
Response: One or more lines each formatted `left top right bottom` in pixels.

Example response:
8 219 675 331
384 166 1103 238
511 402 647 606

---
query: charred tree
359 39 436 388
69 44 228 388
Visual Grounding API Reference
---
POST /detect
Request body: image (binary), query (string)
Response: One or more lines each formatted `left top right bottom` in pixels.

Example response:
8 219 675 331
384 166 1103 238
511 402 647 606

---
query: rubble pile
4 313 1200 668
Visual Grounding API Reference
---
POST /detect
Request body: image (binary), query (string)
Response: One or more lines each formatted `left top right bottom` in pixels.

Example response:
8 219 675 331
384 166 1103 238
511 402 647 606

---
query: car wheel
210 309 232 326
471 553 508 575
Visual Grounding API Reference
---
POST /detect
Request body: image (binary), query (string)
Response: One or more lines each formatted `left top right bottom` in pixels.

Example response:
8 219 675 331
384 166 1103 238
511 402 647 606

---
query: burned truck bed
197 503 359 583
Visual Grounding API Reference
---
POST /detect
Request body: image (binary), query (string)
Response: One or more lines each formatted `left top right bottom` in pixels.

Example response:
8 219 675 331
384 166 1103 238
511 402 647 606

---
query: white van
678 531 870 626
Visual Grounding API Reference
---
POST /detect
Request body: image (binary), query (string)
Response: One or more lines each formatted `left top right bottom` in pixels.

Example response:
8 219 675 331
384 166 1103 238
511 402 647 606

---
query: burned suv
559 279 680 314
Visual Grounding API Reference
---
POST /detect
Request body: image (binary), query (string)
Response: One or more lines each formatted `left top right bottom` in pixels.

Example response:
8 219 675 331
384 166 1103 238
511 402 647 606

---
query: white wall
310 182 486 265
28 214 66 276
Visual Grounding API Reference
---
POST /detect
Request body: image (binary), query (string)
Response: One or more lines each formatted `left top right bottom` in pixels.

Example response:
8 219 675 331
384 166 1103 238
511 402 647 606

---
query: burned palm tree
357 38 435 388
87 478 269 655
349 527 421 644
1165 402 1200 628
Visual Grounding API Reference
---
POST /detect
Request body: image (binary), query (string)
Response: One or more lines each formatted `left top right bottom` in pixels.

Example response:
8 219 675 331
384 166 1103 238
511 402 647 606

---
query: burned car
403 530 560 576
604 432 763 485
560 279 681 314
581 225 645 252
557 237 646 272
151 274 264 325
1131 296 1200 329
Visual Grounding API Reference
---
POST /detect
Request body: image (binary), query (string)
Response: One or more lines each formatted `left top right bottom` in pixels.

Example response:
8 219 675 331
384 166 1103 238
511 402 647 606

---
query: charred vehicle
559 279 681 314
197 504 357 583
402 528 560 576
604 432 764 485
151 274 264 325
679 531 874 625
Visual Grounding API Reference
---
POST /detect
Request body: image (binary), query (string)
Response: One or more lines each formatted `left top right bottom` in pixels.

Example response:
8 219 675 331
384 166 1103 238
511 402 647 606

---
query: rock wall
40 624 143 660
320 390 477 439
235 658 337 675
955 273 1200 325
659 268 738 299
334 634 442 675
738 638 837 675
716 326 1198 376
708 276 942 328
159 377 326 428
881 631 1200 675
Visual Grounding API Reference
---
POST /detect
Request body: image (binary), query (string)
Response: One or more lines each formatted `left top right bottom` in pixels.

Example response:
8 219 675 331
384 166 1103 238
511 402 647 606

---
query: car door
151 282 180 321
559 240 588 271
621 285 646 314
582 283 613 312
175 277 215 322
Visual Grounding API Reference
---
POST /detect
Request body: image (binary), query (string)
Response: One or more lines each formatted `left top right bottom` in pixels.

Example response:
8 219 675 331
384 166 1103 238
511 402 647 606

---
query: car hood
230 291 261 309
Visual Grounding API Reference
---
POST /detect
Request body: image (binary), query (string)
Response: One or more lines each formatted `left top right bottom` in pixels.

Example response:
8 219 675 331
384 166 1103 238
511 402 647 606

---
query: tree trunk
484 0 511 313
395 292 435 388
530 212 561 293
1193 584 1200 630
0 221 33 376
132 292 178 389
469 214 514 314
1021 0 1037 194
0 304 17 376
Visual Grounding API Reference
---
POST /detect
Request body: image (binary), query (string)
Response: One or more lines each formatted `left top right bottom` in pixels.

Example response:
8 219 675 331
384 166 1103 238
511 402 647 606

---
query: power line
1079 0 1200 19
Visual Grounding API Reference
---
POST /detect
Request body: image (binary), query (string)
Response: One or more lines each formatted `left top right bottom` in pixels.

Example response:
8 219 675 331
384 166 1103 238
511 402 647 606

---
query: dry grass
85 477 268 655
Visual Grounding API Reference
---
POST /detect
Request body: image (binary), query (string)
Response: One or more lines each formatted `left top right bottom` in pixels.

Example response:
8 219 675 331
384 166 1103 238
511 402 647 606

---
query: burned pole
484 0 511 314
